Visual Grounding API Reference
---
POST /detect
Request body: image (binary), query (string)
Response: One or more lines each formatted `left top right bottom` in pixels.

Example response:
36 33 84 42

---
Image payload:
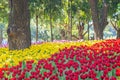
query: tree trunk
50 14 53 42
117 29 120 39
99 0 108 39
89 0 108 40
0 29 3 45
36 14 38 42
87 22 90 40
110 20 120 39
77 22 84 40
67 0 72 40
60 29 66 40
7 0 31 50
49 2 53 42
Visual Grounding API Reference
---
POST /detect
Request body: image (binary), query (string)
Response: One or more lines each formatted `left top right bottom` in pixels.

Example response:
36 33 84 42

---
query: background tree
0 0 9 22
89 0 108 40
30 0 44 42
0 0 9 44
108 1 120 39
73 0 91 40
0 25 3 44
7 0 31 50
44 0 63 41
67 0 72 40
58 0 69 40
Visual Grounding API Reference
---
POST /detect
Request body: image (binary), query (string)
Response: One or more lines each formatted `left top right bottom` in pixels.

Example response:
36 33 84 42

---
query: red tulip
116 68 120 76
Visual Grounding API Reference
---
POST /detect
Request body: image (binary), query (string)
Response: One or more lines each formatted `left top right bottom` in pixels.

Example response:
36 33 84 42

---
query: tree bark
49 1 53 42
117 29 120 39
36 14 38 42
67 0 72 40
50 10 53 42
110 20 120 39
77 22 84 39
87 22 90 40
0 29 3 45
60 29 66 40
7 0 31 50
89 0 108 40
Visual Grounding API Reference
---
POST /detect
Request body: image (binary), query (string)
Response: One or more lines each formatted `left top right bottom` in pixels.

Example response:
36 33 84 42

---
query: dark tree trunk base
8 0 31 50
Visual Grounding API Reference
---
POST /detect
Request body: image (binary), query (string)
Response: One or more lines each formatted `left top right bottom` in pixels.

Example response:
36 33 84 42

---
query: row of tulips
0 39 120 79
0 40 98 68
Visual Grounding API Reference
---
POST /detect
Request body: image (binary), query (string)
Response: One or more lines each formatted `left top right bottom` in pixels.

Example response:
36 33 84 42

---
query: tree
44 0 62 41
7 0 31 50
66 0 72 40
77 22 85 39
0 0 9 22
0 0 9 44
0 30 2 45
66 0 91 40
110 3 120 39
108 1 120 39
61 0 79 40
30 0 45 42
89 0 108 40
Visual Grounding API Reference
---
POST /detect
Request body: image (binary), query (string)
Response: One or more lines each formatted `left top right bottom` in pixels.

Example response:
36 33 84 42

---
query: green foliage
108 0 120 17
29 0 44 18
0 0 119 40
112 3 120 28
22 61 26 69
39 30 49 41
31 26 49 41
116 3 120 21
0 0 9 23
43 0 63 20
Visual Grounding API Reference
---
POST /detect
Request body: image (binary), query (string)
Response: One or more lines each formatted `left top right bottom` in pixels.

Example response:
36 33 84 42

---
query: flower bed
0 40 97 68
0 39 120 79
